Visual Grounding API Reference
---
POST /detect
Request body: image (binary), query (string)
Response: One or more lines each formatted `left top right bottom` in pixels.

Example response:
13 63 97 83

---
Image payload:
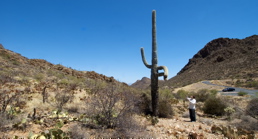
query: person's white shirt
187 97 196 109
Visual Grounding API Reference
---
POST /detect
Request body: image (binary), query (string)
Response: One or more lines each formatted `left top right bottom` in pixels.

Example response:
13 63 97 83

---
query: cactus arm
158 66 168 80
140 47 152 69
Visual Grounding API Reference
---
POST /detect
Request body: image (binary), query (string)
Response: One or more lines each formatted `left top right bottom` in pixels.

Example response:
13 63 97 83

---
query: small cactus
140 10 168 116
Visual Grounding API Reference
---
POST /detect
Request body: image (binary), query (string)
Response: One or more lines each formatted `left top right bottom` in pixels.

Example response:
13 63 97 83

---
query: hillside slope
0 44 117 83
163 35 258 87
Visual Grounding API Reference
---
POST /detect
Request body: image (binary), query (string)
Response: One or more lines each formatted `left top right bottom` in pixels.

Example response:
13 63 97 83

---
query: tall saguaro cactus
140 10 169 116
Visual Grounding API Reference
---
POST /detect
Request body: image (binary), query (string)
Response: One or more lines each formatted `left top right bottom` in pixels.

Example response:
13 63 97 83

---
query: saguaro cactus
140 10 168 116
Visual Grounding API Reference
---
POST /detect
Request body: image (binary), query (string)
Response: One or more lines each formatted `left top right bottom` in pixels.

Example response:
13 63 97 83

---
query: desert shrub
246 98 258 119
0 51 11 60
232 115 258 131
235 79 258 89
203 97 227 116
224 106 235 121
0 113 27 132
174 89 189 100
209 89 218 96
235 79 244 87
85 79 107 95
158 89 174 118
137 91 152 115
237 91 248 96
158 100 174 118
138 89 174 118
230 107 244 119
192 89 217 102
253 92 258 98
0 89 21 113
53 88 74 116
245 80 258 89
34 73 44 82
57 79 69 88
12 60 20 65
85 82 138 129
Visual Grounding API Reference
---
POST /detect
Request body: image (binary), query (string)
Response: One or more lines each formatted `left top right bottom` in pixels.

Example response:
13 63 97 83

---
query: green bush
203 97 227 116
138 92 152 115
34 73 44 82
191 89 218 102
158 89 174 118
209 89 218 96
237 91 248 96
235 79 244 87
235 79 258 89
245 80 258 89
138 89 174 118
158 99 174 118
174 89 189 100
193 89 209 102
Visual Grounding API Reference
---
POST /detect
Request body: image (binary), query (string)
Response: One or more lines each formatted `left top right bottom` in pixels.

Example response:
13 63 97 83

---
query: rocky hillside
131 77 166 89
0 44 117 83
162 35 258 87
131 77 151 89
1 43 258 138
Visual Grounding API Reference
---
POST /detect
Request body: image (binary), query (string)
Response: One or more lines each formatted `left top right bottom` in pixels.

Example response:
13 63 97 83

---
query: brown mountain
130 77 166 89
0 44 117 83
162 35 258 87
130 77 151 89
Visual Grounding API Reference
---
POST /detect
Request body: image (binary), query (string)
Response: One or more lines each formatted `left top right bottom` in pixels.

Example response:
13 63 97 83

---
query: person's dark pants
189 109 196 122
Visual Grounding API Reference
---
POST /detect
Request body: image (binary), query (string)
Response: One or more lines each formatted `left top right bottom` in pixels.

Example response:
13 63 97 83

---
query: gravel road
202 81 258 96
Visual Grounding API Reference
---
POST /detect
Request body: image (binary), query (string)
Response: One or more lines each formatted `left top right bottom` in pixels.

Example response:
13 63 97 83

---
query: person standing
187 96 196 122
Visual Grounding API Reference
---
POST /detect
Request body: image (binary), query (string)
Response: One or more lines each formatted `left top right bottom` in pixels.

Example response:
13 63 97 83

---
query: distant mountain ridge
130 77 166 89
162 35 258 87
130 77 151 89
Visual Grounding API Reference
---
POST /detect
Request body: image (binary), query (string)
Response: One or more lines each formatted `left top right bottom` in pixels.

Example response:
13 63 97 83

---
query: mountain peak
131 77 151 89
165 35 258 87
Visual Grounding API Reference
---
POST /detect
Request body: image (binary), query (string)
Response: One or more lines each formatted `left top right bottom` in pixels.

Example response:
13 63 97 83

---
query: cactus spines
140 10 169 116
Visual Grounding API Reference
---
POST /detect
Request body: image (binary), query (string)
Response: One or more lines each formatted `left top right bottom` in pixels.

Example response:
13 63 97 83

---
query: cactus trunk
151 10 159 116
140 10 169 117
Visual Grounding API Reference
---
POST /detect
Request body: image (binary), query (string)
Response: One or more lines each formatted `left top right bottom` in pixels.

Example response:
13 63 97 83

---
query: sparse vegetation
54 89 74 116
84 82 139 129
1 42 258 138
158 88 174 118
138 88 174 119
233 115 258 131
192 89 217 102
238 91 248 96
203 96 227 116
224 106 235 121
235 79 258 89
246 98 258 119
174 89 189 100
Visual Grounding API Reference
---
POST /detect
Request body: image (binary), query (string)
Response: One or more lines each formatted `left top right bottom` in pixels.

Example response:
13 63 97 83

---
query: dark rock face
164 35 258 87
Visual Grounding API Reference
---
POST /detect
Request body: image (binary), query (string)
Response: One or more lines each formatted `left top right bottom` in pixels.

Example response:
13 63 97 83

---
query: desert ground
1 80 257 138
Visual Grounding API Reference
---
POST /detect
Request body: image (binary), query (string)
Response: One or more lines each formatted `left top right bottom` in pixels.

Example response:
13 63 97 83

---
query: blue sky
1 0 258 84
